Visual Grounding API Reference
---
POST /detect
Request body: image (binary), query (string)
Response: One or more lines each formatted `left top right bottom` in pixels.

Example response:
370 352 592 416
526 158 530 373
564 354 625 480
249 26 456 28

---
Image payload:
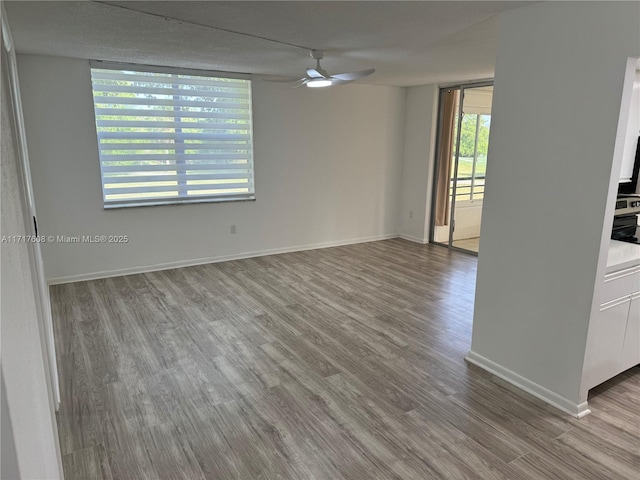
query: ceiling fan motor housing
310 49 325 61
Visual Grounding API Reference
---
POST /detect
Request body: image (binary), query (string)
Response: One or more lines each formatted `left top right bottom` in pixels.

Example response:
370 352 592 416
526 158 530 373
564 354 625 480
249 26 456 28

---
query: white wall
1 374 20 479
469 1 640 415
450 201 483 241
433 203 483 243
17 55 406 282
1 48 62 479
399 85 438 243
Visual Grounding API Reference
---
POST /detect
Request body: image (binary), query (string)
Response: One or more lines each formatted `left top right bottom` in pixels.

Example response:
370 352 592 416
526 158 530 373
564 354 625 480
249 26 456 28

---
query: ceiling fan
265 50 375 88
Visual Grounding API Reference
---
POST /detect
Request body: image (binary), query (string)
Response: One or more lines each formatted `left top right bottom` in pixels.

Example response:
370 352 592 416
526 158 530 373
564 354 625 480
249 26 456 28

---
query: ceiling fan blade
330 68 375 82
292 78 309 88
306 68 329 79
262 76 306 83
329 79 355 86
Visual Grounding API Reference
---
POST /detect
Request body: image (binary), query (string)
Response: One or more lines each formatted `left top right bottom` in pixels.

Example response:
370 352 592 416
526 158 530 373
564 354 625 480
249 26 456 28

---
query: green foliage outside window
457 114 490 159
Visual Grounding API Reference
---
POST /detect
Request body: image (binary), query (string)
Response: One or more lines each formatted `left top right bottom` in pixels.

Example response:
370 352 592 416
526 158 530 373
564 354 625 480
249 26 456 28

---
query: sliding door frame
429 79 493 255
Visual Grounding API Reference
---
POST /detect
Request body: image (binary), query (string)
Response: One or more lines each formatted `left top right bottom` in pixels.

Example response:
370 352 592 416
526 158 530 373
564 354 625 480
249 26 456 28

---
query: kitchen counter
607 239 640 273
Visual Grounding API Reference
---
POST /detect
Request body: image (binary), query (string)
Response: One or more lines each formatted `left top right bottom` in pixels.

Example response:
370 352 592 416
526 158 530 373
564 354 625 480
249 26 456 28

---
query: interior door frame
2 5 60 410
430 79 494 255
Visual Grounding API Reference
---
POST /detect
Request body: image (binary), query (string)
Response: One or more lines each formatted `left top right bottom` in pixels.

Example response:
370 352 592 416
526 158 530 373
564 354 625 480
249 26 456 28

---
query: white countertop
607 240 640 273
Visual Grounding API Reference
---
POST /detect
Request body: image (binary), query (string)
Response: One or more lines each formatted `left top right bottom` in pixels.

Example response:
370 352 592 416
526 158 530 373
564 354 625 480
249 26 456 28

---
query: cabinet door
621 294 640 370
588 297 631 389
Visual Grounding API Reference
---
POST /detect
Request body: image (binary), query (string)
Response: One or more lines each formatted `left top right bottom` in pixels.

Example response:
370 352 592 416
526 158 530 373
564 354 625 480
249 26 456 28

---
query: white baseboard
398 234 428 244
47 233 399 285
465 350 591 418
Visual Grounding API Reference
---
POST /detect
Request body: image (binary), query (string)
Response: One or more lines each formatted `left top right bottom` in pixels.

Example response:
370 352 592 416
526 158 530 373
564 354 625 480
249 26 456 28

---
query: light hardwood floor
50 239 639 480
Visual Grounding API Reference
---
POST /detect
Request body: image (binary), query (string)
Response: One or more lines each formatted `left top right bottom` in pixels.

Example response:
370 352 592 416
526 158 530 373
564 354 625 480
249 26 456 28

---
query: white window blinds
90 63 254 208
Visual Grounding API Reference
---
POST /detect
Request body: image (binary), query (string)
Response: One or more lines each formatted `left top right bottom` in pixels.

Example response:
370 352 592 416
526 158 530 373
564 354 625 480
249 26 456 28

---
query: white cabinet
587 297 632 389
586 264 640 390
600 267 640 304
621 294 640 368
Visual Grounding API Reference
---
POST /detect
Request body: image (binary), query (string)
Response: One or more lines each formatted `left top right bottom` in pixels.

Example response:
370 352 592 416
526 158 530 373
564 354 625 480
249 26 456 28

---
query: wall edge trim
48 233 399 284
465 350 591 419
398 234 428 244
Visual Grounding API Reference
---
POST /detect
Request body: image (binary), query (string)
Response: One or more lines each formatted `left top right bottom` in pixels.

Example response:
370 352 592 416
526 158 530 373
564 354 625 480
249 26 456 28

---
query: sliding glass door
431 82 493 254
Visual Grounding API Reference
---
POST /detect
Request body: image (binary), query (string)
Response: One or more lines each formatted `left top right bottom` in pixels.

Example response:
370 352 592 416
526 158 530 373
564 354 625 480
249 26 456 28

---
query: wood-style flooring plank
61 445 112 480
50 239 640 480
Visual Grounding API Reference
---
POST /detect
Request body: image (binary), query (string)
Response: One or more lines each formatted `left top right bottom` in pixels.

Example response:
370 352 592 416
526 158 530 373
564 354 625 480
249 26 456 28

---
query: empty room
2 1 639 479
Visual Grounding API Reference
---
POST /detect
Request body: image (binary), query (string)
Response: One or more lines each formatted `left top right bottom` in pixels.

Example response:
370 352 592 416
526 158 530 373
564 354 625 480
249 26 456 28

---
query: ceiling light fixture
306 78 332 88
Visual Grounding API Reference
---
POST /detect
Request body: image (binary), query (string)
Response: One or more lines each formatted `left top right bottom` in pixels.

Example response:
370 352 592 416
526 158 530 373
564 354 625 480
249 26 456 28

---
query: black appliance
618 135 640 195
612 194 640 244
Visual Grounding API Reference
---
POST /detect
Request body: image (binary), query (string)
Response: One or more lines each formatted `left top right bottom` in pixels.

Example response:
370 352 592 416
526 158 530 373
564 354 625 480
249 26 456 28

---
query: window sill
103 195 256 210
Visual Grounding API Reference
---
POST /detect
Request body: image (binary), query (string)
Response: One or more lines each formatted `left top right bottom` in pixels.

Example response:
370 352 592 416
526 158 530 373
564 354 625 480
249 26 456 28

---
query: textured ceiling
4 1 533 86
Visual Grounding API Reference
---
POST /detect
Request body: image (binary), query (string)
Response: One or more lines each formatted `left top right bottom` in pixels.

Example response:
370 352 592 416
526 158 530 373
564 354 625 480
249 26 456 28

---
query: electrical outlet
230 225 237 234
409 210 414 219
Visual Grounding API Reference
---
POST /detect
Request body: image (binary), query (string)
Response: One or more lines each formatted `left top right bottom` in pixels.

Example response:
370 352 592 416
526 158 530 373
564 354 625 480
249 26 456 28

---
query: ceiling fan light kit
306 78 332 88
266 49 375 88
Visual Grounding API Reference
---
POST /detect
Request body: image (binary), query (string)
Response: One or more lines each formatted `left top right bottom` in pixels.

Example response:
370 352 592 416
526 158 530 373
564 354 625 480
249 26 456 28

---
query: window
90 62 254 208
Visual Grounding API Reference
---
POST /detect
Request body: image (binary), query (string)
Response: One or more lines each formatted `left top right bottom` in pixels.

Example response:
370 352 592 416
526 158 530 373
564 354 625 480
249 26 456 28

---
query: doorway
431 82 493 254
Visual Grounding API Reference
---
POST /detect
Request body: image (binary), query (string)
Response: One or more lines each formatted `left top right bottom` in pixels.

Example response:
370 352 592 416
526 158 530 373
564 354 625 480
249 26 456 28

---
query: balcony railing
450 175 485 201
